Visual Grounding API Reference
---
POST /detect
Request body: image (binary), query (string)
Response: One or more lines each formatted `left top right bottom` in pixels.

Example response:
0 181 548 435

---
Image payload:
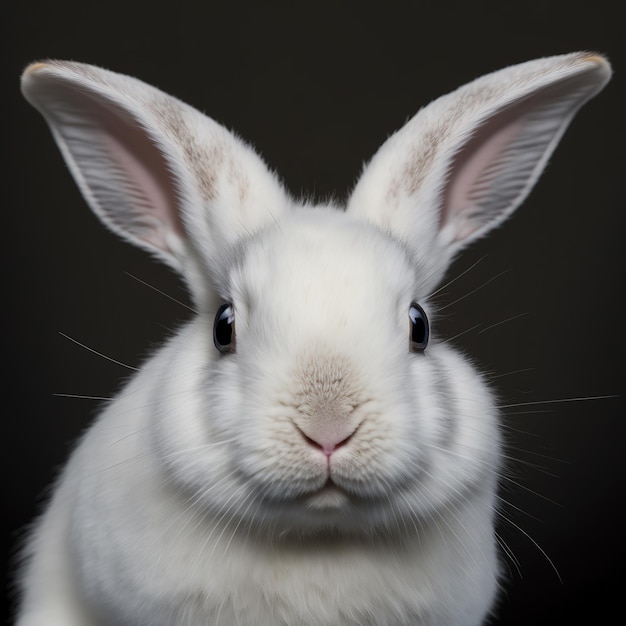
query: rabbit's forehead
230 210 421 314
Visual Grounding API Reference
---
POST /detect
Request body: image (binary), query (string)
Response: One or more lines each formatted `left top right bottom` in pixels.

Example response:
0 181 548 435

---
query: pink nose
298 427 356 457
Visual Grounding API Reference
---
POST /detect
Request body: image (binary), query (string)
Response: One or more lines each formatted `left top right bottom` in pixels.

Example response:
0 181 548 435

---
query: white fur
17 53 610 625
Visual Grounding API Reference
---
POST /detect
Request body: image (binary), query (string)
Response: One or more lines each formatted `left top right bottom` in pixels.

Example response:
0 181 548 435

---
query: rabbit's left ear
347 53 611 283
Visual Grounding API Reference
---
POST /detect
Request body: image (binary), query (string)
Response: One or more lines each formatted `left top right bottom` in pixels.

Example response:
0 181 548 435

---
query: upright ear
21 61 290 305
347 52 611 285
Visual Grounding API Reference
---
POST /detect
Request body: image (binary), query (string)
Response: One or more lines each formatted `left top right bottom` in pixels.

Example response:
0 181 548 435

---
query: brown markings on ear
59 63 249 202
388 52 594 200
392 84 503 200
146 93 228 203
149 93 254 208
399 127 441 197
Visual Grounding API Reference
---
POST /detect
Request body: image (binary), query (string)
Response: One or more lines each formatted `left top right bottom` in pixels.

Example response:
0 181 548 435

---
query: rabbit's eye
409 302 429 352
213 303 236 353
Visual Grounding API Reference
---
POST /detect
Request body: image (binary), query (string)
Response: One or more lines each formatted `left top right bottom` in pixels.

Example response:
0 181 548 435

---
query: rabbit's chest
124 542 440 625
93 526 495 626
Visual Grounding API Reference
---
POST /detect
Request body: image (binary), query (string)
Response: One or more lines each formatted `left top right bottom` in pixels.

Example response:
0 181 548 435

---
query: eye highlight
409 302 429 352
213 303 236 353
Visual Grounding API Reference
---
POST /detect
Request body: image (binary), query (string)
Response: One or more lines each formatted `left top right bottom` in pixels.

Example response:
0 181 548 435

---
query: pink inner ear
441 111 525 243
94 98 187 249
37 75 188 258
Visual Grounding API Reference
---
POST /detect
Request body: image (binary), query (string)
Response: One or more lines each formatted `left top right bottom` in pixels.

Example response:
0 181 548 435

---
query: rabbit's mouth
304 477 350 510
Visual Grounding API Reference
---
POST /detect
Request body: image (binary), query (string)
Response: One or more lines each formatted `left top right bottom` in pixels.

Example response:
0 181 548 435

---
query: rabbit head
21 54 610 538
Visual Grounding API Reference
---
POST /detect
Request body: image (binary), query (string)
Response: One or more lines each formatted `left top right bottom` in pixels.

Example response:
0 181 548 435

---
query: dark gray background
3 1 624 623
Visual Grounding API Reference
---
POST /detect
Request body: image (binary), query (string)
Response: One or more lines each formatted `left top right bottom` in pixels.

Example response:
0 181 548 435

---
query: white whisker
498 474 562 507
495 531 523 579
124 271 196 312
489 367 535 380
159 438 238 462
502 409 555 416
53 393 111 401
439 324 482 344
478 312 528 334
438 269 511 311
264 205 282 231
499 394 619 409
59 331 138 371
496 510 562 583
431 255 487 297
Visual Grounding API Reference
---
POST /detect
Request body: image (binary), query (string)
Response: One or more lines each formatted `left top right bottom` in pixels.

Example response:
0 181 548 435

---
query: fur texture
17 53 610 625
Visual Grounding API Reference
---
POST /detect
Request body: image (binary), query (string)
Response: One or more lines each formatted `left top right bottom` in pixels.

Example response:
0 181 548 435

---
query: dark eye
213 303 236 353
409 302 429 352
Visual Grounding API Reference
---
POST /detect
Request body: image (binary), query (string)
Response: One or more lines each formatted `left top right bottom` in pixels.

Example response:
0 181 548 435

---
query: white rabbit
16 53 610 626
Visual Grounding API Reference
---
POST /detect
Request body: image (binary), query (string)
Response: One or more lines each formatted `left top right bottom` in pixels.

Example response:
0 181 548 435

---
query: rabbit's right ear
21 61 290 305
347 53 611 288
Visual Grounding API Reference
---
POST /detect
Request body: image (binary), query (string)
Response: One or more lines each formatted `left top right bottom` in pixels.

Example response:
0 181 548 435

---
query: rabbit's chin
304 480 350 510
250 498 393 538
203 476 424 539
294 486 401 536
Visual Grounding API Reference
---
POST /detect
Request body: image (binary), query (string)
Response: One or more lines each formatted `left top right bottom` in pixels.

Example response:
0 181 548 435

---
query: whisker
498 474 562 507
194 482 252 559
439 324 482 344
495 531 523 579
381 475 413 536
418 439 561 507
264 205 282 231
53 393 111 401
500 422 545 437
59 332 138 371
489 367 535 380
108 426 152 446
502 409 555 416
98 451 156 473
160 468 243 547
124 271 196 312
221 488 262 556
430 255 487 297
422 441 500 474
438 269 511 311
496 509 562 583
159 438 238 461
503 444 569 466
478 312 529 334
499 394 619 409
497 494 544 522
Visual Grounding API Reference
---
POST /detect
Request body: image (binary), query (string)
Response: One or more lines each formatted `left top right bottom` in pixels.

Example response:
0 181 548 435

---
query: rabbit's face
157 208 499 535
